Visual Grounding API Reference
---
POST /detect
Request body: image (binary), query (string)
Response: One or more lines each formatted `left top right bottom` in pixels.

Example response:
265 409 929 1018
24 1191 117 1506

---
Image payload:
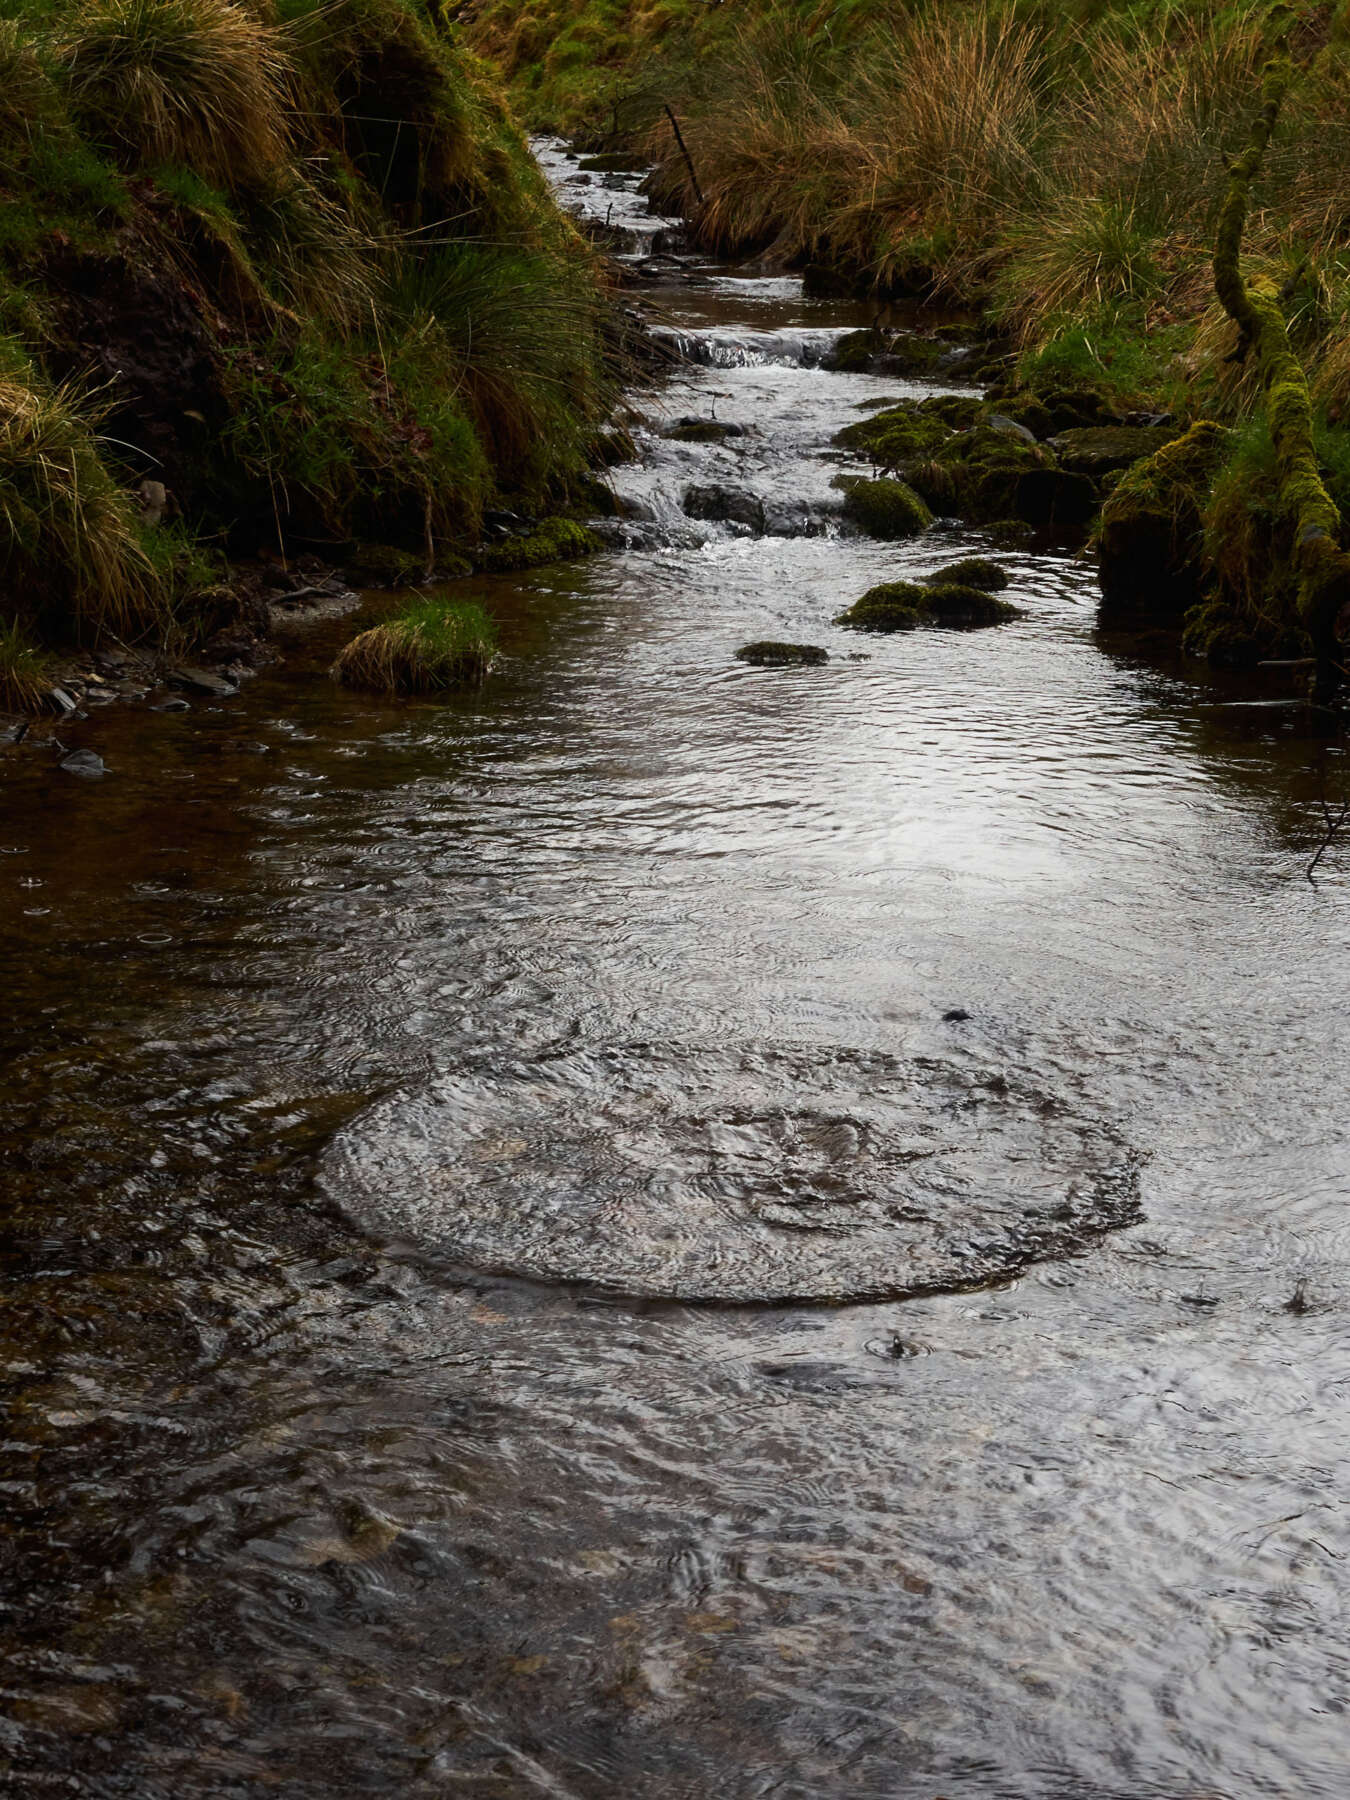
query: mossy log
1213 10 1350 701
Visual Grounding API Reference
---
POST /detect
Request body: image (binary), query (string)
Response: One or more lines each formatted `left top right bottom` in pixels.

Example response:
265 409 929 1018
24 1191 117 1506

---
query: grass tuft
0 617 50 713
58 0 293 189
332 596 497 694
0 356 164 642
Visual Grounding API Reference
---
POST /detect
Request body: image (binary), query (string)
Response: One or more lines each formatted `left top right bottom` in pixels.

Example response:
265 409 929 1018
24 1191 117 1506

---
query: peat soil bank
2 150 1349 1799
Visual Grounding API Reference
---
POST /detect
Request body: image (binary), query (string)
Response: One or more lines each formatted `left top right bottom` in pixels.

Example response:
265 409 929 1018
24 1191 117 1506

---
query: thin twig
1306 793 1350 880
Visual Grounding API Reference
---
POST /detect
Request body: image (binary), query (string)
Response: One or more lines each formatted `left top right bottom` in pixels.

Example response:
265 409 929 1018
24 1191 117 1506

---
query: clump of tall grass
646 9 1046 282
991 197 1167 343
57 0 293 189
0 617 50 713
240 164 381 333
0 361 164 641
0 19 61 154
332 596 497 694
390 239 612 492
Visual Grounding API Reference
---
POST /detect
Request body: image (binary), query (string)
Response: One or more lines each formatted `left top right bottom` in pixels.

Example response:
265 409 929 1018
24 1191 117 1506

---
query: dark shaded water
3 148 1350 1799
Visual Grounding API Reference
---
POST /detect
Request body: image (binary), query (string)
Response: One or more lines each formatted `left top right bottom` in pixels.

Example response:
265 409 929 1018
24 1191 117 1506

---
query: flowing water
3 147 1350 1800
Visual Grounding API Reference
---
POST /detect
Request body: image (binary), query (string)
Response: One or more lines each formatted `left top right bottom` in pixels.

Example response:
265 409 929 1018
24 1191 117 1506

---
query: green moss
835 580 1019 632
833 403 951 468
925 557 1010 591
735 640 828 665
840 477 932 539
474 516 602 571
919 394 983 430
1097 420 1228 626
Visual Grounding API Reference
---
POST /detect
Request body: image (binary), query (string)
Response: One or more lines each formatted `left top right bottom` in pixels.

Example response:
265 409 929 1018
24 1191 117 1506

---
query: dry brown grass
0 618 50 714
58 0 293 189
653 10 1046 282
0 366 165 642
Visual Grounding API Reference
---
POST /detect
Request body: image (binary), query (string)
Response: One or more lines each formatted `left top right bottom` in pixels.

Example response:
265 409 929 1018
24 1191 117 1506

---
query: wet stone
58 750 106 779
683 485 766 532
321 1042 1142 1304
168 666 239 699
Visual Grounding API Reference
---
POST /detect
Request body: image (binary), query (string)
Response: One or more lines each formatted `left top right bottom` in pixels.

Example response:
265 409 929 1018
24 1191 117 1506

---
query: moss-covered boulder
835 581 1020 632
666 418 747 444
823 330 946 376
475 517 602 572
919 393 983 430
1097 422 1229 626
735 641 829 665
925 557 1010 592
841 478 932 539
1051 425 1177 477
833 405 951 467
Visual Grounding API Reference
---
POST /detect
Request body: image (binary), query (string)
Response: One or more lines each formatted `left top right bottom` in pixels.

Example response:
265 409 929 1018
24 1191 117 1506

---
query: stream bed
2 147 1350 1799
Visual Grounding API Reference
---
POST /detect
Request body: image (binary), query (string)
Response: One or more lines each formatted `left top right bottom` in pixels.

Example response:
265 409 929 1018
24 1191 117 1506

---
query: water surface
2 147 1349 1800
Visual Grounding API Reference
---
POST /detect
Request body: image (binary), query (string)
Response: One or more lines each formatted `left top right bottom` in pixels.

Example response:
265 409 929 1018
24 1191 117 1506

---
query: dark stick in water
665 105 705 207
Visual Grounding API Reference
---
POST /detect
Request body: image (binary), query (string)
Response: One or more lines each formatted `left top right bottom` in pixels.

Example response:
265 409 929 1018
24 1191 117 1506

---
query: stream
2 145 1349 1799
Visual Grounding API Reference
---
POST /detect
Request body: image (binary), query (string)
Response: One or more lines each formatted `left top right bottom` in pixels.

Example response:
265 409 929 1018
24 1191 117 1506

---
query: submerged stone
320 1042 1142 1304
683 484 765 531
735 641 829 666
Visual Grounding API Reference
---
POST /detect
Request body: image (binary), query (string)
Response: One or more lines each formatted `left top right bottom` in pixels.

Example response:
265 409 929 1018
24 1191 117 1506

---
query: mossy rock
1050 425 1176 477
986 519 1038 549
1179 600 1270 668
919 393 983 430
985 396 1054 440
1036 387 1122 434
925 557 1010 592
735 641 829 666
1012 466 1100 530
930 426 1058 524
823 330 882 373
475 517 602 573
823 330 945 377
833 404 951 466
918 583 1022 629
841 478 932 539
1098 422 1229 627
666 419 746 444
835 581 1020 632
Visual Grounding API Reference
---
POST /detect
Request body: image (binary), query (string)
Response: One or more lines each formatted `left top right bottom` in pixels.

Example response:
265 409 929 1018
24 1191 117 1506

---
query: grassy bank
467 0 1350 673
0 0 622 707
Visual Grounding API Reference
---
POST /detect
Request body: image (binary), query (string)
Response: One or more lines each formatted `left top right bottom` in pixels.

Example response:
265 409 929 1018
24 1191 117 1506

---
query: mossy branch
1213 5 1350 702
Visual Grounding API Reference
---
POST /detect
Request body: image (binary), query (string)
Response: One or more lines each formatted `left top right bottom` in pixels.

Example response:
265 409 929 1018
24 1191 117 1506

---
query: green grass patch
332 595 497 694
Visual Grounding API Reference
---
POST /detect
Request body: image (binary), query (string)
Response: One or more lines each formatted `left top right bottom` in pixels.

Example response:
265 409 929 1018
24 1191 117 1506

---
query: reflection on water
3 143 1350 1800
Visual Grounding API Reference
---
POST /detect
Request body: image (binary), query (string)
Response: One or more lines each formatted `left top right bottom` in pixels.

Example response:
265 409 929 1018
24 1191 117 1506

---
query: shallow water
3 148 1350 1799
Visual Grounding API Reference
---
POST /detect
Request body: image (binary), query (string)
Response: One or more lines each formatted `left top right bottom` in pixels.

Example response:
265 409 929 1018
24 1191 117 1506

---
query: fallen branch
664 105 704 208
1213 6 1350 704
1306 792 1349 880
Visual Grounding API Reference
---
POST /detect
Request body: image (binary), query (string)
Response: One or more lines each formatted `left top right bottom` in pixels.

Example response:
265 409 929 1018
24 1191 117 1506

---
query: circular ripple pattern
321 1043 1142 1302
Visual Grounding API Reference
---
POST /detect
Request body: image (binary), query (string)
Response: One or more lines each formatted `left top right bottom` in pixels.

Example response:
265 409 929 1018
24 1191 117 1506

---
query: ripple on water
321 1042 1142 1302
